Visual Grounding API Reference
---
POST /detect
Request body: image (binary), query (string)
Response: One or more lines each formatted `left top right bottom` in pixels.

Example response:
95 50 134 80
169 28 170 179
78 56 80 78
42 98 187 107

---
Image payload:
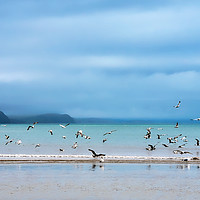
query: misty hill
0 111 10 124
74 118 192 125
10 113 74 124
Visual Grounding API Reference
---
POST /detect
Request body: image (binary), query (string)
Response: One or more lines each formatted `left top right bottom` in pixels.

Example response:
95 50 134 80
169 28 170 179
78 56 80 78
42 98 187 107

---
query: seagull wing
88 149 97 156
27 126 32 131
65 123 70 127
97 153 106 157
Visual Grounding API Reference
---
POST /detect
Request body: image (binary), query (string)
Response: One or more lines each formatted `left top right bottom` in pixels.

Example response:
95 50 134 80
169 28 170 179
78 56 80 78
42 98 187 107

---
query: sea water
0 163 200 199
0 124 200 157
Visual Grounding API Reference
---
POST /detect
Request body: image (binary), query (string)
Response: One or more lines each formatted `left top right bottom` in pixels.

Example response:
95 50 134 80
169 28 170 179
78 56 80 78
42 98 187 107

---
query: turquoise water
0 124 200 156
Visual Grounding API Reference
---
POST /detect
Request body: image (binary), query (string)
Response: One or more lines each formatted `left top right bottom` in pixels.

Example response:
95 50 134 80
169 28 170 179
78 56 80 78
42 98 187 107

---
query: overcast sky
1 0 200 119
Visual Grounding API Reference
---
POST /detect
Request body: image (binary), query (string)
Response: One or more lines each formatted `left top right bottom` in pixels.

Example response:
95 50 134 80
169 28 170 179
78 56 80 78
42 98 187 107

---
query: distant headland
0 110 196 125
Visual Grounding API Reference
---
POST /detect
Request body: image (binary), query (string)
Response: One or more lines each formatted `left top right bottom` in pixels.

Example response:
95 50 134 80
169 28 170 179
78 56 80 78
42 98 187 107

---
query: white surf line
0 154 197 161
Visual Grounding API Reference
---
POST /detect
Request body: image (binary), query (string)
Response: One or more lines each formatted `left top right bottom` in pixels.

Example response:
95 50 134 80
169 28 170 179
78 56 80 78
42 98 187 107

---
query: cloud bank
0 0 200 118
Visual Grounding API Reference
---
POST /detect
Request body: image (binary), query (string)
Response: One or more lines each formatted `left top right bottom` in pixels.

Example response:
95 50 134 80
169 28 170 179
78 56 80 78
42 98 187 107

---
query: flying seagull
191 118 200 121
174 134 182 140
35 144 40 148
167 137 176 143
173 150 192 154
103 138 107 143
62 136 66 139
162 144 169 147
59 148 64 152
178 143 187 148
5 139 13 145
75 130 83 138
48 130 53 135
174 122 179 128
157 134 166 139
146 144 157 151
195 138 200 146
144 133 151 139
173 101 181 108
180 136 188 142
27 125 34 131
72 142 78 149
59 123 70 128
83 135 91 139
5 135 9 140
15 139 22 145
103 130 117 136
88 149 106 158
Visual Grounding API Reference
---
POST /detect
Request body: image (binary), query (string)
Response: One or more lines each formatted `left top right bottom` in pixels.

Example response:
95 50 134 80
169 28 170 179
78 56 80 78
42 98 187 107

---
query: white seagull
16 140 22 145
27 125 34 131
72 142 78 149
173 101 181 108
35 144 40 148
48 130 53 135
174 122 179 128
59 123 70 128
103 130 117 136
191 118 200 121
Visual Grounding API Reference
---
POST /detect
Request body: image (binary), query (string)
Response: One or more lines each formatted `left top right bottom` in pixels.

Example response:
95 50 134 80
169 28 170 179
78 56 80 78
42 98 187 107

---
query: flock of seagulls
2 121 114 162
1 100 200 161
145 100 200 155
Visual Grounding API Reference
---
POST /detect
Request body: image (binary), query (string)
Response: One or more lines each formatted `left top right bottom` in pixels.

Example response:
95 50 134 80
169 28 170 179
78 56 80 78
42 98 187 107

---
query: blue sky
0 0 200 119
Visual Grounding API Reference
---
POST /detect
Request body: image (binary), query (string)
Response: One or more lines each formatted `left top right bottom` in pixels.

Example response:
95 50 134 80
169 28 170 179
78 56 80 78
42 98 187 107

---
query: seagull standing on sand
173 101 181 108
103 130 117 136
59 123 70 128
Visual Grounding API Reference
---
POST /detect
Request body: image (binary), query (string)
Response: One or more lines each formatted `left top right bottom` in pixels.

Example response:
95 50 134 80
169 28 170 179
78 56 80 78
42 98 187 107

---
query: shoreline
0 154 199 164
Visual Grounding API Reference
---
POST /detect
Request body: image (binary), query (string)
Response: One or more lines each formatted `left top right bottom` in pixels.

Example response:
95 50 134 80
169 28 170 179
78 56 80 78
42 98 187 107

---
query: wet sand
0 163 200 200
0 154 200 164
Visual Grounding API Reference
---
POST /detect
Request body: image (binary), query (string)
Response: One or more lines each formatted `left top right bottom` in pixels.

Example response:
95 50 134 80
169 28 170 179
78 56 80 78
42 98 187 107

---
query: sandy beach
0 154 200 164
